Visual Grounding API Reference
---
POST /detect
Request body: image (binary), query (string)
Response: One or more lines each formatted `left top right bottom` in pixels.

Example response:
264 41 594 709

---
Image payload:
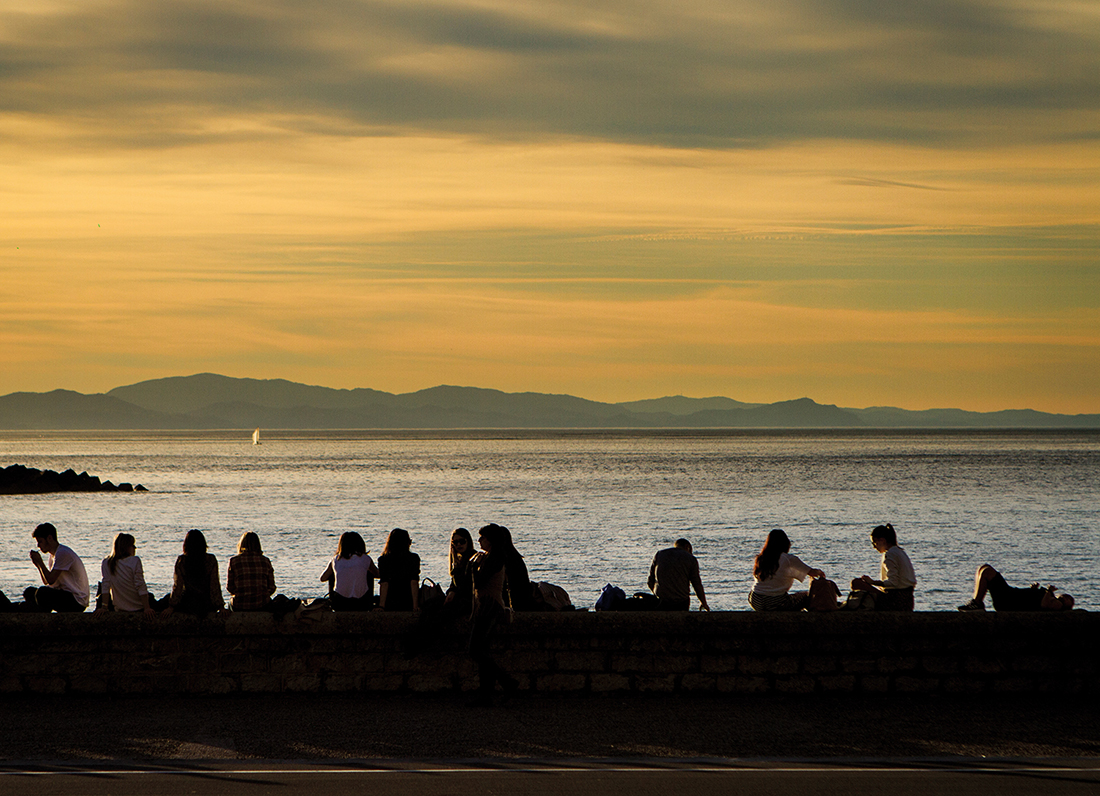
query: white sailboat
252 428 261 445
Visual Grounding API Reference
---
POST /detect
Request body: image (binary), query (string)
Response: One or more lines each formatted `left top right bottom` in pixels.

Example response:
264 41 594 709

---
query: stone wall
1 611 1096 695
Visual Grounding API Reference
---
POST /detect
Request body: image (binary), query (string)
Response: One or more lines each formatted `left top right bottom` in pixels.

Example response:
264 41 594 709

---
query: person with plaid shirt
226 532 276 611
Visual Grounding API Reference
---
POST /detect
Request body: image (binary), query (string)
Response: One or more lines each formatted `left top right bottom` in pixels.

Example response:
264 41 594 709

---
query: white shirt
881 546 917 589
751 552 811 596
100 556 150 612
50 544 90 608
331 553 375 599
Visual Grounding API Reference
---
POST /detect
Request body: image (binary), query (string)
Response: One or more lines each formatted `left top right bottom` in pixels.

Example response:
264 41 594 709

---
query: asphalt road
2 760 1100 796
2 692 1098 794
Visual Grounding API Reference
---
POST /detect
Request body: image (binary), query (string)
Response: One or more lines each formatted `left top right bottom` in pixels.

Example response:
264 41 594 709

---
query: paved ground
3 692 1099 761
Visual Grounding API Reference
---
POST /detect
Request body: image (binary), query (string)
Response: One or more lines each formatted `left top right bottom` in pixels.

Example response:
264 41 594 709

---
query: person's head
107 532 136 574
383 527 411 557
336 531 366 559
32 522 59 553
753 528 791 581
1059 593 1075 610
477 523 514 556
675 538 693 554
870 523 897 552
449 527 473 571
182 529 207 557
237 531 262 555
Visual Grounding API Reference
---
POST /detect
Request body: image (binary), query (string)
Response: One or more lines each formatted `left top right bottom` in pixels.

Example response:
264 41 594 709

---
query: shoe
957 598 985 611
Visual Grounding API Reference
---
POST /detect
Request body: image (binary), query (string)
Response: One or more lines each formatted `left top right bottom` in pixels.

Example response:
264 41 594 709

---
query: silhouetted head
449 527 473 573
383 528 412 557
1058 593 1075 610
107 532 136 575
33 522 58 543
675 538 692 553
477 523 520 559
237 531 262 555
336 531 366 559
753 529 791 581
183 529 207 557
871 523 897 548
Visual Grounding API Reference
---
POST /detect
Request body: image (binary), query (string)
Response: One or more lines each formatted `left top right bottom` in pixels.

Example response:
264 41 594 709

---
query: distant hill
0 374 1096 429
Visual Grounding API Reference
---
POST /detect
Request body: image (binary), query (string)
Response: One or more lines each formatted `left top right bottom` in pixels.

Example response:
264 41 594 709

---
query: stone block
717 675 769 693
963 656 1004 675
991 677 1035 693
737 656 773 675
499 650 550 671
840 657 878 674
321 674 361 692
68 675 109 694
802 655 839 675
775 675 816 694
535 673 587 692
186 675 237 694
590 673 631 693
773 656 800 675
25 676 66 694
680 673 716 692
241 673 284 692
635 675 677 693
407 674 454 693
555 651 608 671
859 676 890 692
816 675 857 692
700 654 738 674
877 656 918 674
942 676 989 694
921 656 958 675
286 674 322 692
611 654 655 673
894 676 939 693
358 674 406 691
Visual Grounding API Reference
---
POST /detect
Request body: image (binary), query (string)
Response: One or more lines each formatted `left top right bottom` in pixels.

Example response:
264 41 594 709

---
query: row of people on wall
0 521 1077 617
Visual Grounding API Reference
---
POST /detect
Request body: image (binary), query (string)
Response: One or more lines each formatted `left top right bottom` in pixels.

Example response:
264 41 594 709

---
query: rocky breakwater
0 464 147 494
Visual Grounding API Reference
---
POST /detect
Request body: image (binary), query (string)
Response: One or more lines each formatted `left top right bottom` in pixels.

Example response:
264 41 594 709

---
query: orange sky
2 1 1098 412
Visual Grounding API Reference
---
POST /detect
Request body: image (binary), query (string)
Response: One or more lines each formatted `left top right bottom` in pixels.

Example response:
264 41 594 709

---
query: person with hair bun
851 523 917 611
747 528 824 611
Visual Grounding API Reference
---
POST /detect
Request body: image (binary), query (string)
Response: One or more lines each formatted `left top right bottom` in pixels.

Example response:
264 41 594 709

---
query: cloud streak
3 0 1099 149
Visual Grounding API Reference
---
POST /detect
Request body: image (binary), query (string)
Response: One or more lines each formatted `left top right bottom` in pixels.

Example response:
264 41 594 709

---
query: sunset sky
2 0 1098 413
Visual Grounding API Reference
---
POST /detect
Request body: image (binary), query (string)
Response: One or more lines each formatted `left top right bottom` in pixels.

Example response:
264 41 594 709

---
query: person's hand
93 606 108 616
143 606 156 617
809 568 825 579
160 606 174 618
29 550 43 568
699 600 710 612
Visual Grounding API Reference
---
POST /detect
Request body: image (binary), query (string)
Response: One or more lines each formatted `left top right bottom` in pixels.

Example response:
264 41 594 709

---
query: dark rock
0 464 149 494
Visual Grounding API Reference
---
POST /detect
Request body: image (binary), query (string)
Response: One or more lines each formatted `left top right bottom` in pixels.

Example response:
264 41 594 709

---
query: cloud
2 0 1098 149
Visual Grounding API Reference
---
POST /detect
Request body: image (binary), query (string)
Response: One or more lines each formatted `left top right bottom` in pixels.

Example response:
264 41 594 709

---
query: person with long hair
748 528 824 611
161 529 225 618
226 531 276 612
376 528 420 612
320 531 378 611
444 527 476 615
467 523 520 706
95 533 154 615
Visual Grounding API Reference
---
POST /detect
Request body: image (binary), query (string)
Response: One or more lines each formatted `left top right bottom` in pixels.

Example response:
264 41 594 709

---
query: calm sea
1 430 1097 611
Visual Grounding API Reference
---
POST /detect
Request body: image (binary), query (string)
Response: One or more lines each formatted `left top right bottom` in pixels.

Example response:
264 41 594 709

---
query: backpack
808 577 842 611
594 583 626 612
534 581 572 611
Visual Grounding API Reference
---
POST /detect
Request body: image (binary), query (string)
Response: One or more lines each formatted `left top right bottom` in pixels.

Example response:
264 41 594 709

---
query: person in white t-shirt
320 531 379 610
94 532 155 615
748 528 825 611
26 522 89 612
851 523 917 610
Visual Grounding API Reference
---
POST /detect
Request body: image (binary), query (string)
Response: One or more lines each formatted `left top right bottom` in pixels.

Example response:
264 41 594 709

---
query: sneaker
957 598 985 611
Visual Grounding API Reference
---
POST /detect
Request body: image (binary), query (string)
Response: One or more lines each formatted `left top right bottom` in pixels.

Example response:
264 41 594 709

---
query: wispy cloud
2 0 1098 149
